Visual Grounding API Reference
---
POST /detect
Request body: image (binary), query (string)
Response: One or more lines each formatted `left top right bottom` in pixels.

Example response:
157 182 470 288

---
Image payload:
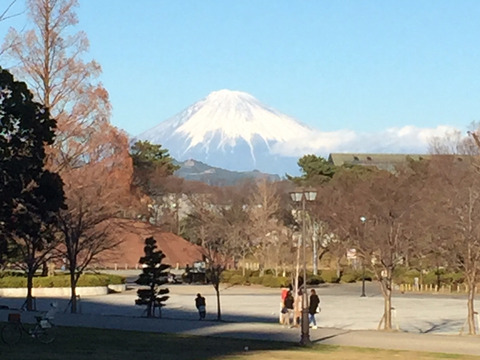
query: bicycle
1 303 57 345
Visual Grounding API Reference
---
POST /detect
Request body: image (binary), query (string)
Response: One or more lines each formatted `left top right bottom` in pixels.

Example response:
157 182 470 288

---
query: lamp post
290 189 317 346
360 216 367 297
312 222 318 276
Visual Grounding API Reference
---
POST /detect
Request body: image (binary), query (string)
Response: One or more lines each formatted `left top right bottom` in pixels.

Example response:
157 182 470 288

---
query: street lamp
360 216 367 297
290 189 317 346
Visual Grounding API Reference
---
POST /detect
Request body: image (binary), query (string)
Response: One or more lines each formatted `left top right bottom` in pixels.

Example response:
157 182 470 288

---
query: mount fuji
134 90 315 175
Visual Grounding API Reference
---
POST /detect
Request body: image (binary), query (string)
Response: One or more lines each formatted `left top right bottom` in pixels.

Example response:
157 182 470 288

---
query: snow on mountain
135 89 313 175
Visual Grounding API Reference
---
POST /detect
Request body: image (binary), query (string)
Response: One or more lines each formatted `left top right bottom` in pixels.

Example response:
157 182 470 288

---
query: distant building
328 153 430 172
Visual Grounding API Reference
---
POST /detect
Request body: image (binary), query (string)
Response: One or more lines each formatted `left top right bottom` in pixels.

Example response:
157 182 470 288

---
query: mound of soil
98 219 203 269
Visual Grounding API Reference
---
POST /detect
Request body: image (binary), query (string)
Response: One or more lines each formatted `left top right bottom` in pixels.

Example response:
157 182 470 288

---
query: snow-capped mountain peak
135 89 313 174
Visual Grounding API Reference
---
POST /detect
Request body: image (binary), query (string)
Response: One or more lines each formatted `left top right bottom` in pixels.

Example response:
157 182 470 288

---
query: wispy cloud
272 125 459 157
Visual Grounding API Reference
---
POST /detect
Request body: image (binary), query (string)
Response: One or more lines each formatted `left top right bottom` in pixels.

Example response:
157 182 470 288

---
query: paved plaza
0 278 479 356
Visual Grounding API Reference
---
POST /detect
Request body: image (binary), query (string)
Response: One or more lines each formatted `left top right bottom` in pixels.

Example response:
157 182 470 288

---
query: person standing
309 289 320 329
279 286 289 324
283 291 295 326
195 293 206 320
294 289 304 327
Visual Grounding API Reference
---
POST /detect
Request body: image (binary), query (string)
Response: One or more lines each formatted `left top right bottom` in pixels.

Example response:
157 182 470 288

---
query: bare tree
425 154 480 334
247 179 284 276
57 127 133 313
323 168 422 330
2 0 110 171
187 193 237 321
0 1 21 22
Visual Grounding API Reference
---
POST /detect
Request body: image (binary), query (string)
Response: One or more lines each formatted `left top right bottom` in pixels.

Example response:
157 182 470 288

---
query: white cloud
271 125 460 157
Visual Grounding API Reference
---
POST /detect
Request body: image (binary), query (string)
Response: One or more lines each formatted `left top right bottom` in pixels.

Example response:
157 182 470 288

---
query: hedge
0 273 125 288
392 267 464 286
320 270 339 283
306 275 324 285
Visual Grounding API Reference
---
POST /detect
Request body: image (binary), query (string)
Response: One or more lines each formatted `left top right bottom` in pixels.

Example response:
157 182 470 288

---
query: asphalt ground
0 278 479 356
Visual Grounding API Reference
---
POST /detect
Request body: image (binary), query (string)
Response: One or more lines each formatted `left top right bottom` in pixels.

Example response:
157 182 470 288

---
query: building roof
328 153 431 172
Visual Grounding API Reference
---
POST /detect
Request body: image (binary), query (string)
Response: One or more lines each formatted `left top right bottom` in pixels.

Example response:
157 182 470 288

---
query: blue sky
2 0 480 154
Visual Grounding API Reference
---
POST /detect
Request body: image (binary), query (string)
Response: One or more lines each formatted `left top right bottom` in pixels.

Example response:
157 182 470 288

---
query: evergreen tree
287 154 337 185
135 237 170 317
130 140 179 175
0 68 65 308
129 140 179 198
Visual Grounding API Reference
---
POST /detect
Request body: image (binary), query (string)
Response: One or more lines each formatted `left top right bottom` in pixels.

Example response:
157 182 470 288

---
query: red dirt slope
97 219 203 270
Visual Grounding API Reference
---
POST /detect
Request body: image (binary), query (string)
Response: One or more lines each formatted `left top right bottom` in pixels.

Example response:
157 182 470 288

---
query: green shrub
445 272 464 285
102 274 126 285
422 271 439 286
228 274 247 285
261 275 288 288
0 273 125 288
393 268 420 285
307 275 324 285
261 275 274 287
363 270 374 281
221 269 261 283
341 272 358 283
421 270 464 286
248 276 262 285
0 276 27 288
0 271 23 278
220 270 238 283
35 275 69 287
320 270 339 283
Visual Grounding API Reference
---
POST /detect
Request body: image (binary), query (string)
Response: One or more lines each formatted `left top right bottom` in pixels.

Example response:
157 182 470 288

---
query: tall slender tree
3 0 110 171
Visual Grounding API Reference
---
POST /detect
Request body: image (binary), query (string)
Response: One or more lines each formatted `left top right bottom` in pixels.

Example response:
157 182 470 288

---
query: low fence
398 283 479 294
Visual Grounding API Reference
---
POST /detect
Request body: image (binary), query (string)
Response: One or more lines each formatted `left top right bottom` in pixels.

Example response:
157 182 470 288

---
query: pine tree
135 237 170 317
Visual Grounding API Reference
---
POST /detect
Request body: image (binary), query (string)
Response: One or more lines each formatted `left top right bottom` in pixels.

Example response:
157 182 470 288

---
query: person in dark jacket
308 289 320 329
195 293 206 320
282 291 295 326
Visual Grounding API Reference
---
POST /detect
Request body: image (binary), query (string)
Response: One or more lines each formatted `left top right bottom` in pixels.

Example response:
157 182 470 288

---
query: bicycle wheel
36 325 55 344
1 323 22 345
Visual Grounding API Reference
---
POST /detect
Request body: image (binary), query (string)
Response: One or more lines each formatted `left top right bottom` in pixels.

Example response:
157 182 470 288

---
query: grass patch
0 326 478 360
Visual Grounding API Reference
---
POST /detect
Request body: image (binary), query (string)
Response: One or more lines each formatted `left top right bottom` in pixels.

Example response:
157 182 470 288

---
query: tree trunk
242 254 246 277
215 283 221 321
378 268 393 330
312 226 318 276
41 261 48 276
467 282 477 335
148 285 155 317
69 270 77 313
294 234 301 295
147 301 152 317
26 268 34 311
383 288 392 330
335 258 342 280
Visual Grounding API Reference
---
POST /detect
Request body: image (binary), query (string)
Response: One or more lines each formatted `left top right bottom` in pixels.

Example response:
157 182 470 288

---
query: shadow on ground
0 293 353 360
